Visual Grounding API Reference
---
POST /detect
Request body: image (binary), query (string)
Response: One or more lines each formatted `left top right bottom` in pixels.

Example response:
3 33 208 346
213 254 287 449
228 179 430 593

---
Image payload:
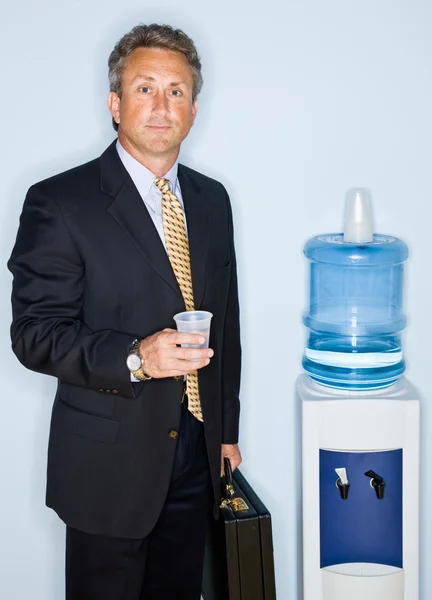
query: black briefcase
202 459 277 600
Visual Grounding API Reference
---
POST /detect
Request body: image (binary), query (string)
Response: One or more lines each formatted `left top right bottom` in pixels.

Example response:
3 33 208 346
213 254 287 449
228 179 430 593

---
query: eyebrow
132 75 187 86
133 75 156 83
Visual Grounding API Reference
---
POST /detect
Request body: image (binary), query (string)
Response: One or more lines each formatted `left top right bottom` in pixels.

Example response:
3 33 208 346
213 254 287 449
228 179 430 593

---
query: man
8 23 242 600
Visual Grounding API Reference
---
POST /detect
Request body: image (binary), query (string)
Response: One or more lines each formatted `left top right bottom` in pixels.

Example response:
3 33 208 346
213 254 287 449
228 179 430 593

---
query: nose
152 91 169 117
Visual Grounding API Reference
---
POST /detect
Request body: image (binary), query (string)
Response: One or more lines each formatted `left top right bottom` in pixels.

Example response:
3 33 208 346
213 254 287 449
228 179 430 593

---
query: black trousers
66 398 213 600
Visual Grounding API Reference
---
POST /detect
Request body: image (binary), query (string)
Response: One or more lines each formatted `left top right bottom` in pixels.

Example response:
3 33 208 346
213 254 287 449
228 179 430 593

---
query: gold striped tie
154 177 203 422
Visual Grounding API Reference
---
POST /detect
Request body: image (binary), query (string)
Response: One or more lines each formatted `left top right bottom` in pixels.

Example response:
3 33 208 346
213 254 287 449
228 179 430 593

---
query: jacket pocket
52 398 120 444
57 382 116 416
208 261 232 287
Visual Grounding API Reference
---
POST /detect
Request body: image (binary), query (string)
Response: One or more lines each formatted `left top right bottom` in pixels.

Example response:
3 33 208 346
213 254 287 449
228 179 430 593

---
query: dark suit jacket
8 141 241 538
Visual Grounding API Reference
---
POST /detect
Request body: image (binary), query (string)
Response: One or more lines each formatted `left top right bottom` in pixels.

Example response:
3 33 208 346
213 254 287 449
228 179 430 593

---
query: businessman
8 23 242 600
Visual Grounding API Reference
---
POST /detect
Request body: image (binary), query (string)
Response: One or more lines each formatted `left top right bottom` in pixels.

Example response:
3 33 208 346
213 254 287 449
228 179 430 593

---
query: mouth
147 125 171 131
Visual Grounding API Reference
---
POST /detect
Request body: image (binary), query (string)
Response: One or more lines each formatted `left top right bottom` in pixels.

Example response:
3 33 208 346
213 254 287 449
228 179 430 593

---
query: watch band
132 366 152 381
128 339 152 381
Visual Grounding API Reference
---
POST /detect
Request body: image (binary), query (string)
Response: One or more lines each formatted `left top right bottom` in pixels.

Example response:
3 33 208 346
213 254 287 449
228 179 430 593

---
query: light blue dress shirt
116 140 188 251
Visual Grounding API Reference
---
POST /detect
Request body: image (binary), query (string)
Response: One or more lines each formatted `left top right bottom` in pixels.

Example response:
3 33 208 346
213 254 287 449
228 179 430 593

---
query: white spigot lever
335 467 348 486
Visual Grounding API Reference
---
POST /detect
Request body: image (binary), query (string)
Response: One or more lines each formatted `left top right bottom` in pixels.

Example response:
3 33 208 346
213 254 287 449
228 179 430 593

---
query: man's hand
139 328 213 379
221 444 242 476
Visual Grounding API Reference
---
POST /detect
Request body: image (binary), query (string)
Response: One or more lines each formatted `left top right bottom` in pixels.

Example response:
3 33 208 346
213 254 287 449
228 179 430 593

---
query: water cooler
299 189 419 600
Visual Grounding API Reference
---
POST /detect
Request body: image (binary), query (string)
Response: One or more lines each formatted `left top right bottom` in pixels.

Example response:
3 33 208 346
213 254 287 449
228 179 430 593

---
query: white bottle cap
343 188 374 244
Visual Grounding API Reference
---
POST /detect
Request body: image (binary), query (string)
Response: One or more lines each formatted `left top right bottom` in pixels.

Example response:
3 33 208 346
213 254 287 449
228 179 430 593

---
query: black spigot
336 479 350 500
365 470 385 499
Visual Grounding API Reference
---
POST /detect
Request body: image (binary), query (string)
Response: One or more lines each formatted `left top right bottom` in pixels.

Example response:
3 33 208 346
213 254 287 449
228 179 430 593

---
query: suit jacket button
112 390 118 394
168 430 179 440
98 388 104 392
106 389 111 393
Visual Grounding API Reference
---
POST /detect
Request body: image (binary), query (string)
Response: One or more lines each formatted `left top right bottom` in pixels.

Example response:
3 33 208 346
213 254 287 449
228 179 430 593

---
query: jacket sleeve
8 184 138 398
221 190 242 444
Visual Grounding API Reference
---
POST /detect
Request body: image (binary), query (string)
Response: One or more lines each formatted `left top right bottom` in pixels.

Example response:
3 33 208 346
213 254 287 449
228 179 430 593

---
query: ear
107 92 121 126
191 100 198 125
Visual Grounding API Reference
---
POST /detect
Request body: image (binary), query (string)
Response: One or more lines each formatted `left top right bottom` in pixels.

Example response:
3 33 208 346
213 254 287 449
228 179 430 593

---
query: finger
159 358 210 376
165 331 208 346
170 358 211 374
169 347 214 361
231 458 242 472
181 358 211 373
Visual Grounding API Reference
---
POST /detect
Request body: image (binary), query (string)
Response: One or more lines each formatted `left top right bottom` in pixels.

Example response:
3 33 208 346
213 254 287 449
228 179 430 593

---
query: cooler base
322 563 404 600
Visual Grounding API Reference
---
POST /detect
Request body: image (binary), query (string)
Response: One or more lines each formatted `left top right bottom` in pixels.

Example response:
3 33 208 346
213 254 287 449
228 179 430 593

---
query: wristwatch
127 339 152 381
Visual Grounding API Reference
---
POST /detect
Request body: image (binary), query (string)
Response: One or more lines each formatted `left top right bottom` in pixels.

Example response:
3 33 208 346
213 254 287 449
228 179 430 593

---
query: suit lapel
100 142 210 308
101 142 181 298
178 165 210 309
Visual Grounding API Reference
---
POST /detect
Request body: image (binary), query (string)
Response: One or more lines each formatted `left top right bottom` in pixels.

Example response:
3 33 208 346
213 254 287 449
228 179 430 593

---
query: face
108 47 198 160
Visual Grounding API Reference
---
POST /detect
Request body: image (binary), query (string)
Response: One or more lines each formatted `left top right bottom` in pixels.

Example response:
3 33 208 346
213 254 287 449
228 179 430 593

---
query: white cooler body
299 374 419 600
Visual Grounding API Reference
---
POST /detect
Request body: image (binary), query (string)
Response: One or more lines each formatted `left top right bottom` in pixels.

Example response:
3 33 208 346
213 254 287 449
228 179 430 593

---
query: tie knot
154 177 171 194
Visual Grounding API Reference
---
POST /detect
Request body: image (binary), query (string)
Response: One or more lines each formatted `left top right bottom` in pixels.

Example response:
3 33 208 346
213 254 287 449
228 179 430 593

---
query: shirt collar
116 139 179 200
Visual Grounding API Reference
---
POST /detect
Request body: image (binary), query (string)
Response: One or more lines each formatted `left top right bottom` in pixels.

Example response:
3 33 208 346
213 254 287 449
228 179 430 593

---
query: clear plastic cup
173 311 213 354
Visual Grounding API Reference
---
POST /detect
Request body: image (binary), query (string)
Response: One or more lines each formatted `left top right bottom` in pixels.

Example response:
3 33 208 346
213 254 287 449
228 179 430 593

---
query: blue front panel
319 449 403 568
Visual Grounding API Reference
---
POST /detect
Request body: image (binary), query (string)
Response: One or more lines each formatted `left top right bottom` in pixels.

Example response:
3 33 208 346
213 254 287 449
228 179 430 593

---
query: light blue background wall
1 1 431 598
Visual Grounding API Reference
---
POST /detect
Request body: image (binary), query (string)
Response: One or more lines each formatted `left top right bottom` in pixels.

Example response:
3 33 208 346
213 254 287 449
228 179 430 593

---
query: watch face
127 353 142 372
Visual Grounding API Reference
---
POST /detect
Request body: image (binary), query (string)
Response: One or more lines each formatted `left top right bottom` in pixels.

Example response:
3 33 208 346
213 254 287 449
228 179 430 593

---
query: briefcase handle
223 457 235 498
220 457 249 511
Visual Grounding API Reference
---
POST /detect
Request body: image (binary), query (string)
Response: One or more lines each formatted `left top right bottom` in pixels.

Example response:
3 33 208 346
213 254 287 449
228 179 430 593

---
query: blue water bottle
302 188 408 390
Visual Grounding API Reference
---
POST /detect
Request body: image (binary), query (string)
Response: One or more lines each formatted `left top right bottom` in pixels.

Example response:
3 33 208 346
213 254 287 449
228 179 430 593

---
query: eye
171 89 182 97
140 86 150 93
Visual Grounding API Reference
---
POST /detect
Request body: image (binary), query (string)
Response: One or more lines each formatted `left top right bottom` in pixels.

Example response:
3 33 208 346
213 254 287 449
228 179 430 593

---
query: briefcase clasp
220 458 249 511
220 495 249 511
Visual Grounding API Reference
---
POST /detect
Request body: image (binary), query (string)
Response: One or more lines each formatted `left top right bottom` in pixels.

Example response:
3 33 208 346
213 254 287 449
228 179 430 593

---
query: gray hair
108 23 203 131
